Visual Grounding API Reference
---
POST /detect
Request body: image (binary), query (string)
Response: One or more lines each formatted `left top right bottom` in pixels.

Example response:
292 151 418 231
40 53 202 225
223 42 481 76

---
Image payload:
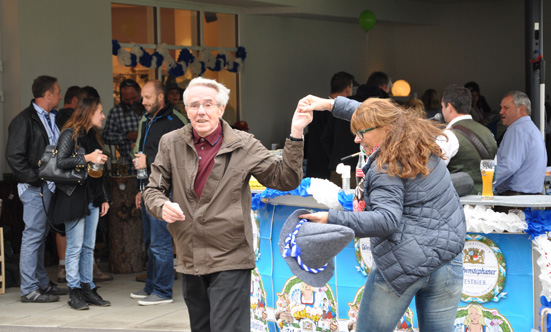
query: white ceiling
185 0 507 8
177 0 514 25
412 0 503 2
180 0 294 9
149 0 519 27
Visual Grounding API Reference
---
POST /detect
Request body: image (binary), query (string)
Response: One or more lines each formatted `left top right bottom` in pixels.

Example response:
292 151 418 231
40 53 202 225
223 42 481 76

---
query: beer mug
110 158 120 177
119 159 128 176
88 149 104 178
480 159 495 199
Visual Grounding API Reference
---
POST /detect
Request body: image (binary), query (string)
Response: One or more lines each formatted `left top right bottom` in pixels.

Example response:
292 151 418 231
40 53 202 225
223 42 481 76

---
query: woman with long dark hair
421 88 442 120
50 97 111 310
298 96 465 331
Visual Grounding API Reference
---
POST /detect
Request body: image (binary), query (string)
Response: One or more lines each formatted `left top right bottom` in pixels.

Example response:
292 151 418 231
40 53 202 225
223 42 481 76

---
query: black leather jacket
6 101 50 187
55 128 88 196
56 128 110 202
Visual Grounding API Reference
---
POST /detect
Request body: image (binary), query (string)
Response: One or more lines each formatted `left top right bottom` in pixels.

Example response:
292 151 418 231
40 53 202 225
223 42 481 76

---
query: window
112 3 240 124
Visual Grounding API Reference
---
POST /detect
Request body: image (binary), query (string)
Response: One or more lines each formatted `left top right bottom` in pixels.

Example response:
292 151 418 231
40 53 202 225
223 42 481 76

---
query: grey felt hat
279 209 355 287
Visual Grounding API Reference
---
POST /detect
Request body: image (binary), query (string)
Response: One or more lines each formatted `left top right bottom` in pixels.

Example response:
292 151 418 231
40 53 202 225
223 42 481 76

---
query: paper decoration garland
112 40 246 77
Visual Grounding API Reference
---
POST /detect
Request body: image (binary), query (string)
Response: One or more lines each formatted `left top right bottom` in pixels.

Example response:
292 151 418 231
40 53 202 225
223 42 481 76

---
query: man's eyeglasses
186 102 219 111
355 127 378 139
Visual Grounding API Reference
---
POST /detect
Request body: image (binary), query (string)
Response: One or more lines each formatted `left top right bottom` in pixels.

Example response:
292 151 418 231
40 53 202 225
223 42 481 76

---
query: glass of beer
110 158 120 177
88 149 104 178
480 159 495 199
119 159 128 176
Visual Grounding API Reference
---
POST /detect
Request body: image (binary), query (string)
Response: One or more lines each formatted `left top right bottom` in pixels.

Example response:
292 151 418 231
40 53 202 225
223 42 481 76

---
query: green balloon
359 10 376 32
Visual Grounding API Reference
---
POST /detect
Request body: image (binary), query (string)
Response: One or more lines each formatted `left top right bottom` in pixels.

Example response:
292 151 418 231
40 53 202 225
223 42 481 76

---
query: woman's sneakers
68 288 89 310
68 284 110 310
81 283 111 306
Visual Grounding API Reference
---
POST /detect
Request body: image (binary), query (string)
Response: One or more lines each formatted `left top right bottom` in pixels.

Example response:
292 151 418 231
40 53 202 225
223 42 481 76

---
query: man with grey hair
143 77 312 331
494 91 547 195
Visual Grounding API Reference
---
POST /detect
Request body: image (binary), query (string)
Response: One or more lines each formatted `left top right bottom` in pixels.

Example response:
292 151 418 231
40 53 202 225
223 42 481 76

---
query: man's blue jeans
65 203 99 289
19 186 53 296
141 200 174 299
356 253 463 332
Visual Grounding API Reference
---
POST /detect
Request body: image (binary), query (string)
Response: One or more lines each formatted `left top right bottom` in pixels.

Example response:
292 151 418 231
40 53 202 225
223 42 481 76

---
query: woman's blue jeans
65 203 99 289
356 253 463 332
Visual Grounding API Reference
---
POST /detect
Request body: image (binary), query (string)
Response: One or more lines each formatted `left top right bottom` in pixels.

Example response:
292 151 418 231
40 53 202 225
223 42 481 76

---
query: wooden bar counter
107 175 145 274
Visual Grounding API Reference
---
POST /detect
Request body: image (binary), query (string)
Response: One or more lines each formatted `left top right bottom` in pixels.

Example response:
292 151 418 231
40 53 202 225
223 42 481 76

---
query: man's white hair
505 90 532 115
183 77 230 107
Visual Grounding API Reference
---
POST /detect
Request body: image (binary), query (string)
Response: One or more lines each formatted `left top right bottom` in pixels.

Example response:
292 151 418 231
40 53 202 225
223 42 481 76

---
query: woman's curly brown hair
350 98 447 179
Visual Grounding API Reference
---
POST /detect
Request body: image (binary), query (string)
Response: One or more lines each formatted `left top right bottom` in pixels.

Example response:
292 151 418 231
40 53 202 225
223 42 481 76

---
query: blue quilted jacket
328 97 466 296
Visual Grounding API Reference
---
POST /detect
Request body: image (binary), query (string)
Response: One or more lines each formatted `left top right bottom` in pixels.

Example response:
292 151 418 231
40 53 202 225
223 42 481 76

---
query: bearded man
129 80 187 305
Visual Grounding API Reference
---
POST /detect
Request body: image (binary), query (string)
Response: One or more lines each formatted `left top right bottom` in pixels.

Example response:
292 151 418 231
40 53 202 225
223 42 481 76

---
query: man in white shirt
437 84 497 194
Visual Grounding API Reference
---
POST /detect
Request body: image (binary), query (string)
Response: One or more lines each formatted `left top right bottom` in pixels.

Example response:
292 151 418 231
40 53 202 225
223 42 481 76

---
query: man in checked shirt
102 79 145 174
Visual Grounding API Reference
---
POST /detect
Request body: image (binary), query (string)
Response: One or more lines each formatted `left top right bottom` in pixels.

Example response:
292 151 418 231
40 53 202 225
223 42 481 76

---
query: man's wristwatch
289 134 304 141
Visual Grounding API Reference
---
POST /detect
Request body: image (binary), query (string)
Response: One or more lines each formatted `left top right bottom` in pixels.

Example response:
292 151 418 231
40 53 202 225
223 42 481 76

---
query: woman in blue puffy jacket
299 95 466 332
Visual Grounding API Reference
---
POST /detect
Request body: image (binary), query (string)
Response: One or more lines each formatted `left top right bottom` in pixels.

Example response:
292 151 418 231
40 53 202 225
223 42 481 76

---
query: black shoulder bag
38 142 88 233
452 124 492 160
38 145 88 185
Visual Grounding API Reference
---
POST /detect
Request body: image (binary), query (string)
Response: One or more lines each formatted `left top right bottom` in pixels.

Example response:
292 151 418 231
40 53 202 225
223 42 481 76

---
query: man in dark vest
438 84 498 194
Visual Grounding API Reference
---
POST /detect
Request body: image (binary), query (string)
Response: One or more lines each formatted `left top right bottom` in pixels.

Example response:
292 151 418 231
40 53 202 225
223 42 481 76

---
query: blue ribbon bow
283 219 327 274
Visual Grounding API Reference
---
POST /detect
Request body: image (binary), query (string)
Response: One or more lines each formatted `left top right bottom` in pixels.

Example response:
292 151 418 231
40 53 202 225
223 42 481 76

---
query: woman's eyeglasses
355 127 378 139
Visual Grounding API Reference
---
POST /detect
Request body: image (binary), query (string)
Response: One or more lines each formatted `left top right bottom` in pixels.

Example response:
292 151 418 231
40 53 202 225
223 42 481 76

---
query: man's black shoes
41 281 69 296
21 289 60 303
